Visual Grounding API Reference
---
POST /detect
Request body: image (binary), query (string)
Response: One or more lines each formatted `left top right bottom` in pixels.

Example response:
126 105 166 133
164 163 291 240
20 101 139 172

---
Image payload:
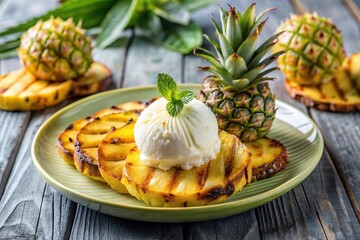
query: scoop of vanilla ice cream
134 97 220 170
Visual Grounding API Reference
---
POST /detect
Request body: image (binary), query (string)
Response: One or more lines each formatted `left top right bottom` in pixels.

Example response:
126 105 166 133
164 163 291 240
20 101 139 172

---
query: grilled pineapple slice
0 62 112 111
0 69 71 111
74 111 140 181
121 131 252 207
245 137 288 181
98 121 136 194
285 69 360 112
56 102 145 165
70 62 112 97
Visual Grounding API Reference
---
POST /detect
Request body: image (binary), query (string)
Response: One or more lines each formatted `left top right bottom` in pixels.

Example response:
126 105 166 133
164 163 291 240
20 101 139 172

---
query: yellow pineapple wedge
56 101 145 165
0 62 112 111
0 69 71 111
70 62 112 97
121 130 252 207
74 111 140 181
98 121 137 194
285 69 360 112
245 137 288 181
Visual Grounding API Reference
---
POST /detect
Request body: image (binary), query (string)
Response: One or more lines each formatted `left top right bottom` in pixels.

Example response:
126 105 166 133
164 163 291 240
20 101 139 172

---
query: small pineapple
274 13 345 86
18 17 92 81
196 4 283 141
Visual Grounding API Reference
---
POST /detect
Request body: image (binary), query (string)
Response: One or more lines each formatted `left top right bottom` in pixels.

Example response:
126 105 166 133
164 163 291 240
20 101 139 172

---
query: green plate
32 84 324 222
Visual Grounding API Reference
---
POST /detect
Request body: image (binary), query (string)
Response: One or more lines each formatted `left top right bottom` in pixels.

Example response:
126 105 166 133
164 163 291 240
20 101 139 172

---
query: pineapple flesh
274 13 345 86
285 69 360 112
196 4 283 141
0 62 113 111
73 111 140 181
18 17 92 81
121 130 252 207
0 69 71 111
98 121 137 194
57 101 146 165
245 137 288 181
70 62 113 97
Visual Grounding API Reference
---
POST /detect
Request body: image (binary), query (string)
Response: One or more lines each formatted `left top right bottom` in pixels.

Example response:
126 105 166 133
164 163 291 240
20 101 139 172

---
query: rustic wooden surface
0 0 359 239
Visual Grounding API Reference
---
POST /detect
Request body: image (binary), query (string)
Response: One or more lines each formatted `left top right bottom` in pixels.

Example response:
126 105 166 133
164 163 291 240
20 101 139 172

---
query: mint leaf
166 100 184 117
177 90 194 104
157 73 178 101
156 73 194 116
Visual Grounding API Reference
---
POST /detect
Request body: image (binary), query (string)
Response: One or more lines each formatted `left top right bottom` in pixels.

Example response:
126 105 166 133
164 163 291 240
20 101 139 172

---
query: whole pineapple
274 13 345 86
196 4 283 141
18 17 92 81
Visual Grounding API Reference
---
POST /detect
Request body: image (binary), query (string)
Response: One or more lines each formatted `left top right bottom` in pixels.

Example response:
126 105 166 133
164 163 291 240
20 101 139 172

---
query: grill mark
168 168 181 196
199 182 235 200
141 168 156 193
198 162 211 190
224 137 236 178
331 77 346 101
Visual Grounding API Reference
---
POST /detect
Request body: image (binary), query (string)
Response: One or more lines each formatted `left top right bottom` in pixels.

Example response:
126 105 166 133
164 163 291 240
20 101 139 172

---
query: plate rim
31 84 324 218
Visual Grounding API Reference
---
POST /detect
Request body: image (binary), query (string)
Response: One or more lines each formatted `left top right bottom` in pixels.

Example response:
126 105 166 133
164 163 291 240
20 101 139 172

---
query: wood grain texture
0 59 31 199
0 106 76 239
183 211 260 240
122 37 183 87
70 206 183 240
299 0 360 221
92 35 132 89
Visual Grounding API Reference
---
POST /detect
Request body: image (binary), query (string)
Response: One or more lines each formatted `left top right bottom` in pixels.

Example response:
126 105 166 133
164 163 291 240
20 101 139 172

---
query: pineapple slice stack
56 98 287 206
274 13 360 112
0 17 113 111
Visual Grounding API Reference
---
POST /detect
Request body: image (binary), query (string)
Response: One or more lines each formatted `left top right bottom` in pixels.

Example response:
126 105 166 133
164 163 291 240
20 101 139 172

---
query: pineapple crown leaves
194 3 285 91
157 73 194 117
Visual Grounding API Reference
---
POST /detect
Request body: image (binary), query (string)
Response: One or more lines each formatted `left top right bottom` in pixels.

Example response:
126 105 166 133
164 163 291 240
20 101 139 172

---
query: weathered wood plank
122 37 183 87
300 0 360 221
70 206 183 240
92 35 132 89
0 105 77 239
0 59 31 199
183 211 260 240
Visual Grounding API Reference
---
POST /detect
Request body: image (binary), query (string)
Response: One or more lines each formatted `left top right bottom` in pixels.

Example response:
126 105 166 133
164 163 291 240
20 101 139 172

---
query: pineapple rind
18 17 92 81
275 13 345 86
245 137 288 181
200 77 275 141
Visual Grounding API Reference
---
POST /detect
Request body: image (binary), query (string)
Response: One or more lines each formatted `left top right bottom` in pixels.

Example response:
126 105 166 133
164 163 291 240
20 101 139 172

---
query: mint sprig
157 73 194 116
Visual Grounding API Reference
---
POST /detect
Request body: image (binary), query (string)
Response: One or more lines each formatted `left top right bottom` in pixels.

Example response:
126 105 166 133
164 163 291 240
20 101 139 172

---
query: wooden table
0 0 359 239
